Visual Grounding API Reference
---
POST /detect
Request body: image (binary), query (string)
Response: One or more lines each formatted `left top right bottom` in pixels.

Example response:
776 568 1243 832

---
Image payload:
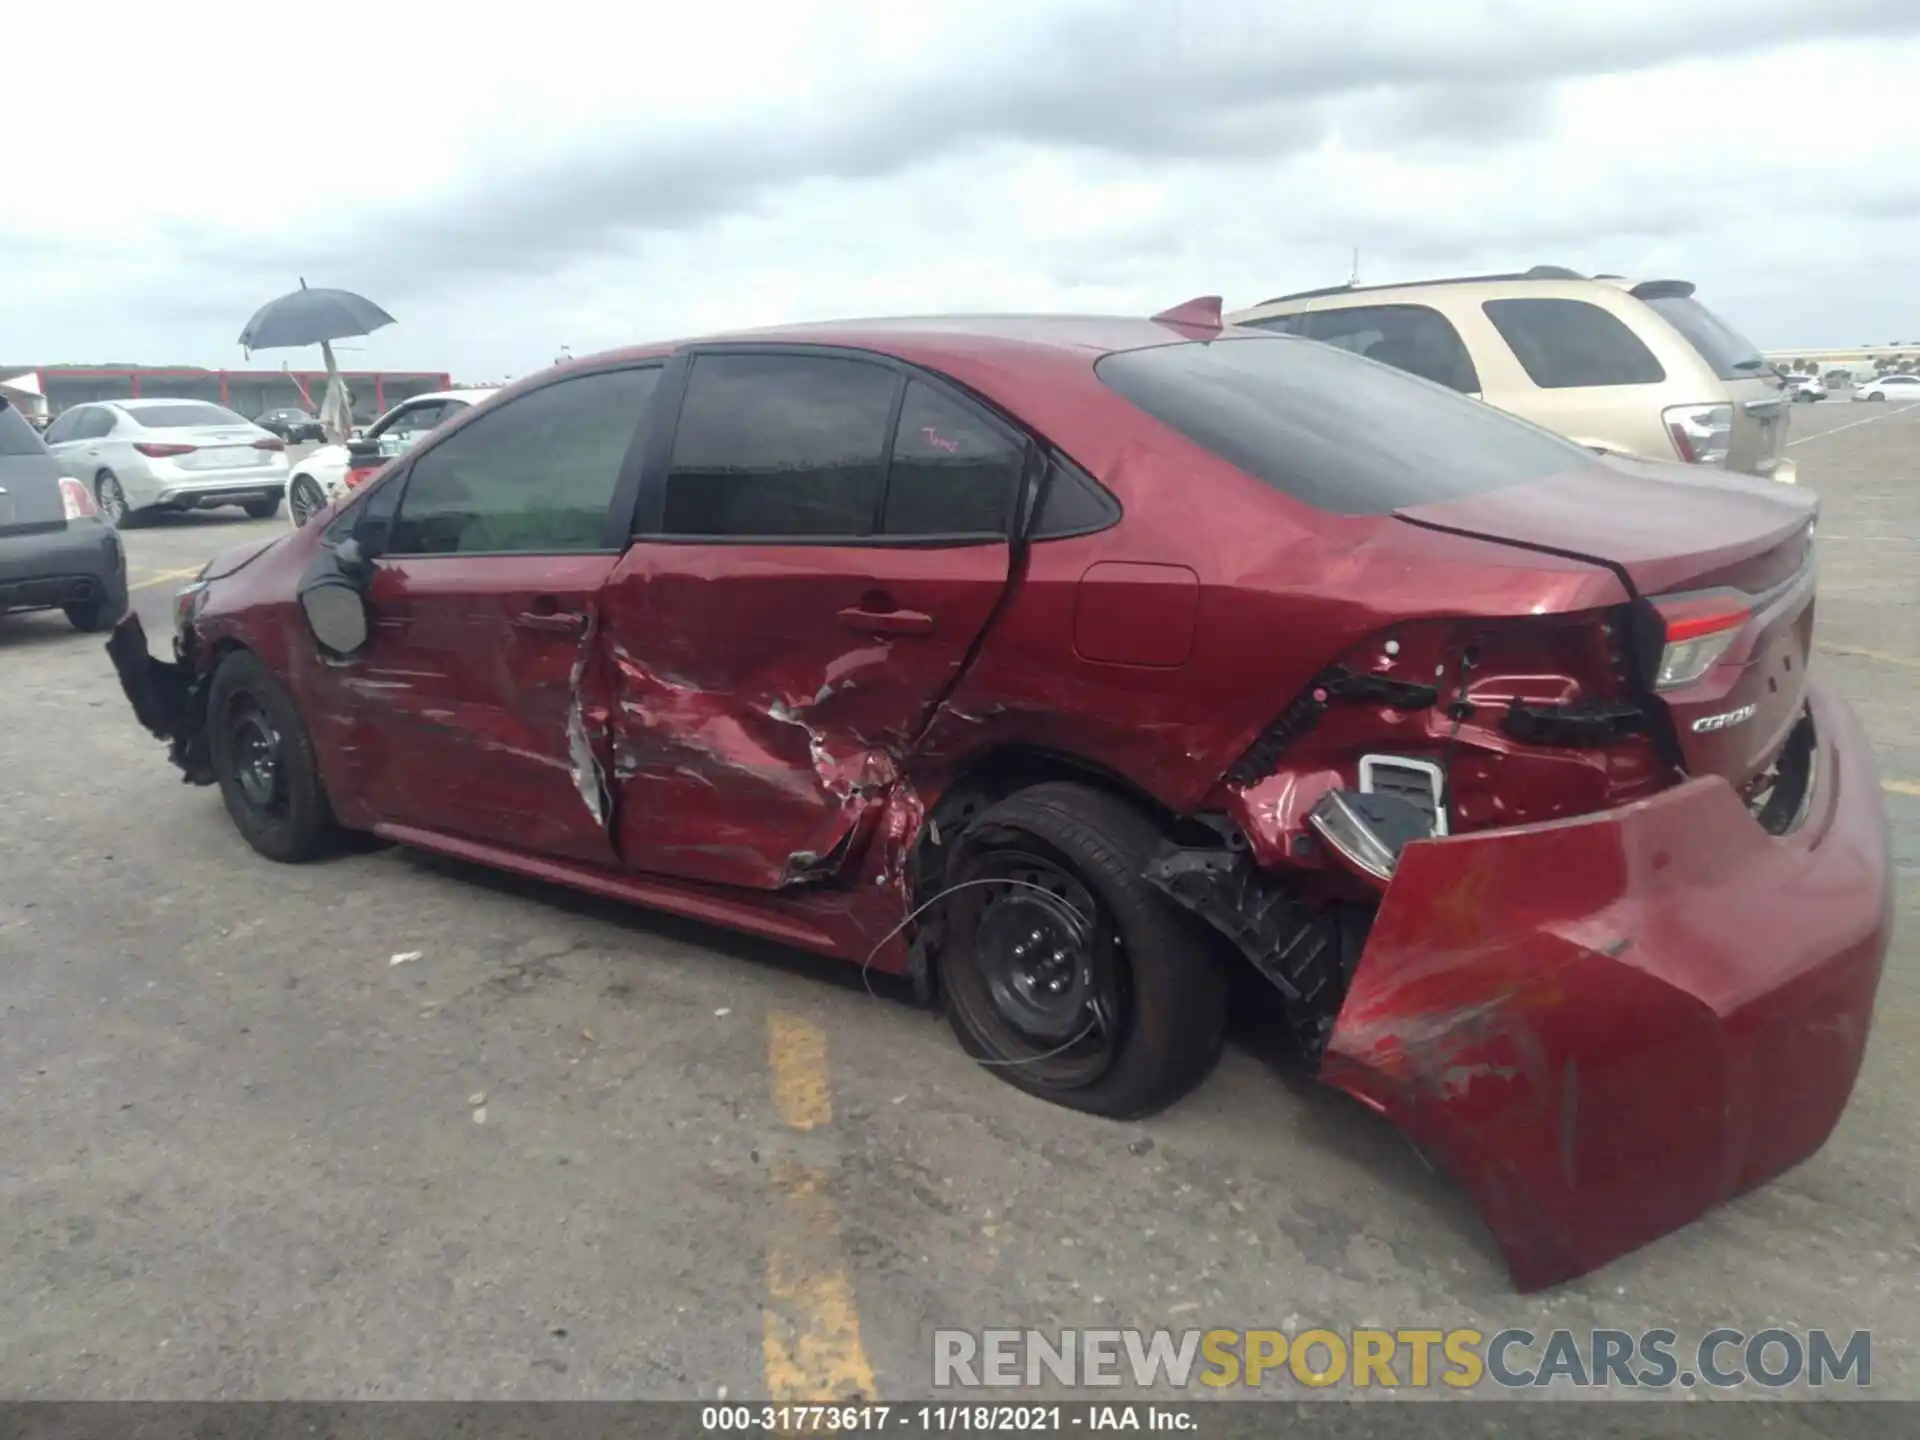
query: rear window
0 402 48 456
1641 294 1767 381
1094 336 1590 516
1482 298 1667 388
130 402 247 428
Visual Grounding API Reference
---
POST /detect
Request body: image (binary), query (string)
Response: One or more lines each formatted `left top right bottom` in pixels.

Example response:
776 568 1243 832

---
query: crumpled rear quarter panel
1320 681 1892 1290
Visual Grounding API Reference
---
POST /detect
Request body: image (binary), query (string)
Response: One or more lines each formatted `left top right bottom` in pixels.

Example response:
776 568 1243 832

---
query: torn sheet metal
1318 684 1891 1290
608 639 902 891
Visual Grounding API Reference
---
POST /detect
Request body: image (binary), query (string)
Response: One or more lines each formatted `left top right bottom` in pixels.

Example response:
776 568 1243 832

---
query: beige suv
1227 267 1797 484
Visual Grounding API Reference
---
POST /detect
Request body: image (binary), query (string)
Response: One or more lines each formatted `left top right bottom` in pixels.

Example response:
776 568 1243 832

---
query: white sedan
285 387 496 526
43 399 290 525
1853 373 1920 403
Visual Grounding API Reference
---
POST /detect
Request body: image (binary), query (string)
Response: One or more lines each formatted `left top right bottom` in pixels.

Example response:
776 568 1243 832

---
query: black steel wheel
206 650 339 862
940 783 1226 1118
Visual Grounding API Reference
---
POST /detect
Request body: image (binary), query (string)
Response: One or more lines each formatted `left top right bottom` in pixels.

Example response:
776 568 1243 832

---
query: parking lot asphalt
2 403 1917 1402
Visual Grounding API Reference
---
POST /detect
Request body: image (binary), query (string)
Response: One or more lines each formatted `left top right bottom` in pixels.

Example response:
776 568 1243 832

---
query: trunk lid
1397 456 1819 788
0 402 67 535
158 425 279 471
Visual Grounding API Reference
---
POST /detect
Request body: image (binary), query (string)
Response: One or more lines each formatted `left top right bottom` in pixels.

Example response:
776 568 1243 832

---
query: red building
0 365 454 425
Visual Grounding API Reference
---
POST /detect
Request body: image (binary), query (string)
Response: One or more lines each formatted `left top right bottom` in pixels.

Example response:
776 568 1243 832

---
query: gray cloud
136 0 1920 307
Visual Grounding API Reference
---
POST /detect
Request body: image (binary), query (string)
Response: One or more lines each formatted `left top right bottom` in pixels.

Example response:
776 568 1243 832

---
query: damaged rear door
335 365 663 863
603 348 1025 889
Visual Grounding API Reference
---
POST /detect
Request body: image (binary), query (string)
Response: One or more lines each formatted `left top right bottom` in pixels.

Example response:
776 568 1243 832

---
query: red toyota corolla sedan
107 303 1892 1291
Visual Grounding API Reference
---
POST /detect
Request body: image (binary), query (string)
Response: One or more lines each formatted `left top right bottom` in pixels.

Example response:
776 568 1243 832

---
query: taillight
134 441 196 458
345 466 380 488
1650 587 1750 690
58 476 97 520
253 437 287 452
1663 403 1733 466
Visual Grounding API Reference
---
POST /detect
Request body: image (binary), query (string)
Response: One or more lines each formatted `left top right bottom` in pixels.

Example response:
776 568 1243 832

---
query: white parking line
1788 401 1920 446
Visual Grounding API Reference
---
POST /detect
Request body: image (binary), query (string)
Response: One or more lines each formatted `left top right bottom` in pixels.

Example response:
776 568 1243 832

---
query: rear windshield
1093 335 1590 515
131 402 247 428
1642 294 1768 381
0 402 48 456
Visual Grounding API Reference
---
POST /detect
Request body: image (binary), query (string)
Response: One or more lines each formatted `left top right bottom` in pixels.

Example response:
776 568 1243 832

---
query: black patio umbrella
238 279 395 353
238 279 395 443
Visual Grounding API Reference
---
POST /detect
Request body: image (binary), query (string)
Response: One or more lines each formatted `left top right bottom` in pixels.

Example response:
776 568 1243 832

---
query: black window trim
631 342 1046 550
357 360 667 560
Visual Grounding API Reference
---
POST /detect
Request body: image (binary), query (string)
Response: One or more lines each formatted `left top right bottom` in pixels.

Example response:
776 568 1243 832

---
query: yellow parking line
1818 643 1920 671
128 566 204 592
763 1013 876 1403
768 1012 833 1131
1885 780 1920 798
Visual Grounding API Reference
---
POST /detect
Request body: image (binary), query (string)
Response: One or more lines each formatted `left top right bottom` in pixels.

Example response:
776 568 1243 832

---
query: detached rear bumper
1321 680 1891 1290
105 612 214 784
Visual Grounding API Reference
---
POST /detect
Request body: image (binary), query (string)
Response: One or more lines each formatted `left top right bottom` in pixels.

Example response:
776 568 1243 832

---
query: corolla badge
1692 704 1758 733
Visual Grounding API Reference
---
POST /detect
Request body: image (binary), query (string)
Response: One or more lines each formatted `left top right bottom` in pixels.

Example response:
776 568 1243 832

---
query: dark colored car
106 307 1891 1291
254 407 326 444
1 398 128 631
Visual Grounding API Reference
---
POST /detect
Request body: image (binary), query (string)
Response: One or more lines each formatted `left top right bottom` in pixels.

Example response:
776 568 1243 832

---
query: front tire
288 475 326 527
939 782 1227 1119
206 650 339 863
243 495 282 520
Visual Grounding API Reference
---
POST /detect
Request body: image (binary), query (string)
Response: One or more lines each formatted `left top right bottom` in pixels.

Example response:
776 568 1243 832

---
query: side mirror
300 578 369 657
333 534 379 582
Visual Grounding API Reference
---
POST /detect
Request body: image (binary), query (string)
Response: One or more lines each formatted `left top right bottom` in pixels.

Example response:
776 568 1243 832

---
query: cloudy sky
5 0 1918 382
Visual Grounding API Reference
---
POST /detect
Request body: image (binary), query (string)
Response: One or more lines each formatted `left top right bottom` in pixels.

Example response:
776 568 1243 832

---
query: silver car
42 399 291 526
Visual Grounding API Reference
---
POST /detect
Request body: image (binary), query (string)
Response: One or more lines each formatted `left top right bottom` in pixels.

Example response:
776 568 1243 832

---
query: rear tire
95 472 138 528
243 495 282 520
939 782 1227 1119
206 650 339 863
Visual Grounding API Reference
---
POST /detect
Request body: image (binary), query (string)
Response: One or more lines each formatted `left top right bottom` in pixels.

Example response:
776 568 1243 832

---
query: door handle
513 609 587 636
837 604 936 637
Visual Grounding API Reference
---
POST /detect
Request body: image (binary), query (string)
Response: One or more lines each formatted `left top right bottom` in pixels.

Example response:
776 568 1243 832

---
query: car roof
572 314 1214 376
1233 270 1693 315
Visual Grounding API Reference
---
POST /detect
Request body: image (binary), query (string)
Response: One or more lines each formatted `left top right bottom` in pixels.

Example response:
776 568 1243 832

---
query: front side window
386 367 658 555
380 401 450 442
661 354 900 538
79 408 119 440
41 409 81 446
1482 298 1667 388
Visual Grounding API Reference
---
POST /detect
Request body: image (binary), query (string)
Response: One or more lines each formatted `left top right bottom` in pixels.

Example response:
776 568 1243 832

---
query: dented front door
329 365 663 865
354 553 622 864
602 349 1025 890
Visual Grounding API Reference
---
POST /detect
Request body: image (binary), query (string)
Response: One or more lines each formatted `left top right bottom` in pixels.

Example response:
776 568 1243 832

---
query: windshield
1094 334 1590 515
1643 294 1768 381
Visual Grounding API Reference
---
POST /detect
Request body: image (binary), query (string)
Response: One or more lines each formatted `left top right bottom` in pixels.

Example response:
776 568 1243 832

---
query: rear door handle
513 609 588 636
837 604 936 637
